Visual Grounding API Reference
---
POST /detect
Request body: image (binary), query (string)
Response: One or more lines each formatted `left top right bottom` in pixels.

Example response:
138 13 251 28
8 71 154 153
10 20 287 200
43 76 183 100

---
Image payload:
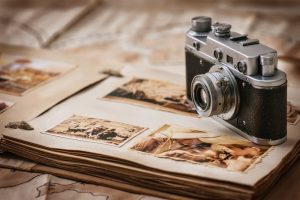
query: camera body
185 16 287 145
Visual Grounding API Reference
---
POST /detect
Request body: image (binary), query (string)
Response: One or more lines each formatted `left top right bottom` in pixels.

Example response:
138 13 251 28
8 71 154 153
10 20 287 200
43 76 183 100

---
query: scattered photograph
103 78 195 116
131 124 270 172
287 101 300 125
46 115 148 146
0 54 74 96
0 99 14 113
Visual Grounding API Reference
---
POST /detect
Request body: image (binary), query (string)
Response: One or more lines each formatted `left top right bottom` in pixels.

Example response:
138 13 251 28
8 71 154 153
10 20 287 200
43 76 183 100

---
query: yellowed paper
0 54 74 96
0 45 108 126
103 78 195 116
1 67 298 188
0 167 162 200
131 124 270 172
0 0 99 48
46 114 148 146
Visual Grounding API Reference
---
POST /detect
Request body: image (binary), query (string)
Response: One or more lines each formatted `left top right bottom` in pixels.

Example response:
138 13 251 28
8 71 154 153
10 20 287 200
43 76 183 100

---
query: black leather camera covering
185 49 287 140
185 49 213 100
228 79 287 140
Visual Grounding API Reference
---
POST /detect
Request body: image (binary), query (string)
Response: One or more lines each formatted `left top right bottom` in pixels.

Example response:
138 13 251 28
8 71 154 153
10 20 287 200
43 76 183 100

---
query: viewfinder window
227 55 233 64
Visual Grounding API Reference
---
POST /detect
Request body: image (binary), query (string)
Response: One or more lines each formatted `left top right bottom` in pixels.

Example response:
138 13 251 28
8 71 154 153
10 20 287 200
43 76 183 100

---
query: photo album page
2 65 299 188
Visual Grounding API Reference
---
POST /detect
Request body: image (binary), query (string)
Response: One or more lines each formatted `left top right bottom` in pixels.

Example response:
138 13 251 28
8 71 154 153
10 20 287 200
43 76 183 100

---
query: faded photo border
131 124 271 173
0 54 75 96
43 115 148 147
101 78 196 116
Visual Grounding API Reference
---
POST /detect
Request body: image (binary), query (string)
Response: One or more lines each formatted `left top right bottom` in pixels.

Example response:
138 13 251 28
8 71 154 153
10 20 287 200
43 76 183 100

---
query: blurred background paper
47 0 300 69
0 0 299 66
0 0 99 48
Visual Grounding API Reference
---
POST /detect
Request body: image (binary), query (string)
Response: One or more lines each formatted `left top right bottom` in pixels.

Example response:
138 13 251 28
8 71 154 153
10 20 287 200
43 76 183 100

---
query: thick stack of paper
1 61 299 199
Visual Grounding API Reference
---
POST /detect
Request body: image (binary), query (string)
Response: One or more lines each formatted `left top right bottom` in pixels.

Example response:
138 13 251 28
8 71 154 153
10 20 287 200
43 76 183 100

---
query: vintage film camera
185 16 287 145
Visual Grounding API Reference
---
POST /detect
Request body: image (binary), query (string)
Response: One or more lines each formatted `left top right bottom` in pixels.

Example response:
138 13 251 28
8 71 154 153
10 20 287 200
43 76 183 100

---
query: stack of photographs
1 61 299 199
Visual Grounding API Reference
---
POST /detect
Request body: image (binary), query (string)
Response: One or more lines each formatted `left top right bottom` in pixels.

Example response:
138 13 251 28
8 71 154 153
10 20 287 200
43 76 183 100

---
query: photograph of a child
0 54 72 95
131 124 270 172
287 101 300 125
46 115 147 145
103 78 195 116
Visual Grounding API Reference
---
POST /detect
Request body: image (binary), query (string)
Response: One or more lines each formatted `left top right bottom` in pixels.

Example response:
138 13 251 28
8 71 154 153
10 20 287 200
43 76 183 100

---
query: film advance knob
213 23 231 37
191 16 212 32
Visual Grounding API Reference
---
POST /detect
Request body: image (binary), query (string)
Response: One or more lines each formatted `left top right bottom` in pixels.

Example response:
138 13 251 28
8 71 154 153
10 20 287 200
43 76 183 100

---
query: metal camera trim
191 64 240 120
185 17 287 89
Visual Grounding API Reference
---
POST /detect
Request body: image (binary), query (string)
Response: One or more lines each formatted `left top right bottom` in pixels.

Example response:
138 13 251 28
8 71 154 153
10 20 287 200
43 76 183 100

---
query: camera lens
194 84 210 111
191 65 240 120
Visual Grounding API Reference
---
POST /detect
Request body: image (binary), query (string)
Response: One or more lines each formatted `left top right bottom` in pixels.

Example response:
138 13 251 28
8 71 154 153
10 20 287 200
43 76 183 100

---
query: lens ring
191 74 214 117
191 65 240 120
194 83 210 111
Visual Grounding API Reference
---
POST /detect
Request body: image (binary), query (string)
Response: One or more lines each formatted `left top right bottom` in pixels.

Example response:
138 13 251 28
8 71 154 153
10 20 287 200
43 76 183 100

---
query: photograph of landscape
0 54 72 95
103 78 196 116
46 115 148 146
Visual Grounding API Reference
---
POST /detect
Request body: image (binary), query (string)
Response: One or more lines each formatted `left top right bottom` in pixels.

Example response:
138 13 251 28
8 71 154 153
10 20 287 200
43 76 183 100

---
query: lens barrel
194 84 210 111
191 65 240 120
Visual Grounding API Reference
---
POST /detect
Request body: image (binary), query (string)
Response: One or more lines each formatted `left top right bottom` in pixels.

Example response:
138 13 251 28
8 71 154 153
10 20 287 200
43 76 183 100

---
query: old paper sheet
0 150 299 200
0 0 99 48
0 45 108 128
51 0 300 64
0 167 162 200
0 54 74 96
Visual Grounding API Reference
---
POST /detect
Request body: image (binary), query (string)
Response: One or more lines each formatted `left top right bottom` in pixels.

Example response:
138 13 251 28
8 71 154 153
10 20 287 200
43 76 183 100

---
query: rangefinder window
226 55 233 64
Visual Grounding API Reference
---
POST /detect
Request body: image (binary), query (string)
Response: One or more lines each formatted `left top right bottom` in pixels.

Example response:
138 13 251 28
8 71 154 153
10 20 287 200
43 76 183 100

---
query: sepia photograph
287 101 300 125
0 54 73 96
103 78 195 116
0 99 14 113
46 115 147 146
131 124 270 172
